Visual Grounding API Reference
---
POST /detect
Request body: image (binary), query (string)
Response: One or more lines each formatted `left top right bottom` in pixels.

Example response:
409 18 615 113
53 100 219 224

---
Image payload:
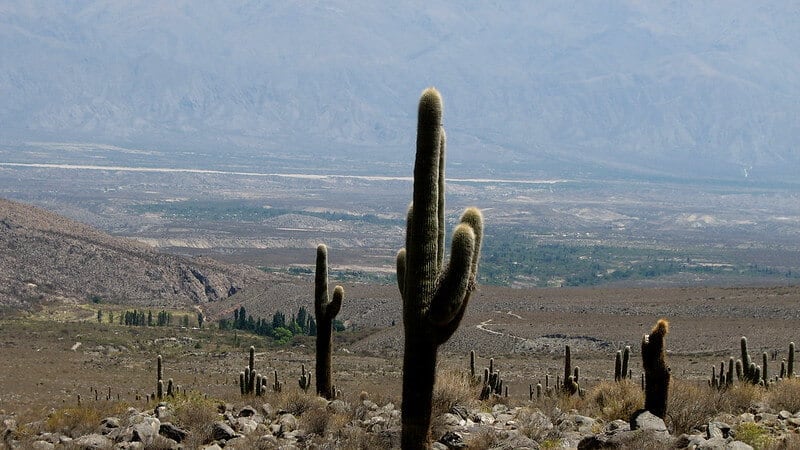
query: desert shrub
736 422 773 449
301 404 331 436
172 393 222 447
516 406 556 442
768 378 800 413
276 390 318 416
44 402 128 437
585 380 644 422
666 379 718 434
466 427 502 450
718 383 763 414
432 369 477 416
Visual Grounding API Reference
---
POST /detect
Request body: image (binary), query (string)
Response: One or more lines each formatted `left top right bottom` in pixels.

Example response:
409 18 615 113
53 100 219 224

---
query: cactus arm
396 249 406 296
429 224 475 326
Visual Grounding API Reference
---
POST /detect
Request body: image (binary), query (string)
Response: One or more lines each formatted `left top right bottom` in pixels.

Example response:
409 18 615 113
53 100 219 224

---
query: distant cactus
622 346 631 380
248 346 256 394
273 370 282 393
614 351 622 382
741 336 753 382
736 359 744 381
565 375 579 396
762 352 768 383
255 373 263 396
563 345 572 392
239 372 245 396
156 355 164 400
470 350 477 382
641 319 670 419
727 357 735 386
781 359 786 379
314 244 343 400
298 364 312 392
167 378 174 397
536 383 542 399
789 342 795 379
396 88 484 450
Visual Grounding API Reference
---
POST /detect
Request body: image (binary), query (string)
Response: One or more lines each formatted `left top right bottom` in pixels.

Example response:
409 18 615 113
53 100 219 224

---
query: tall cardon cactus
315 244 343 399
640 319 670 420
396 88 484 449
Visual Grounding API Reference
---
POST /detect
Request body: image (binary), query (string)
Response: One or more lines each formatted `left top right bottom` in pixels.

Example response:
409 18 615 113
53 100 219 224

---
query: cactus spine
641 319 670 419
314 244 344 400
396 88 484 450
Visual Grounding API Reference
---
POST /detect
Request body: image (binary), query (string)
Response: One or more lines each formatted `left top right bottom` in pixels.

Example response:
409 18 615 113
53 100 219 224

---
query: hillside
0 197 270 311
1 1 798 180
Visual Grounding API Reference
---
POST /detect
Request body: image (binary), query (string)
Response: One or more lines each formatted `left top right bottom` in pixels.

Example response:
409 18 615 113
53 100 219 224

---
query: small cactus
298 364 312 392
314 244 344 400
614 351 622 382
239 372 245 396
167 378 174 397
762 352 768 383
157 380 164 400
248 346 256 394
255 373 263 397
470 350 477 381
273 370 282 393
789 342 795 379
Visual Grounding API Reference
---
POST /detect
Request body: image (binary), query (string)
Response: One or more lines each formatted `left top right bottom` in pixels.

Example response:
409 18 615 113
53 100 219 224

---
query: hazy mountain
0 197 269 311
1 1 798 180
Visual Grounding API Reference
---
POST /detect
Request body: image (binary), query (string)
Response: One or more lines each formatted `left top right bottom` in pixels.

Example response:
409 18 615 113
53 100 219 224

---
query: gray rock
604 419 629 432
707 421 731 439
131 417 160 446
491 404 509 415
158 422 188 443
727 441 755 450
439 413 464 428
327 400 349 415
234 417 258 435
431 443 448 450
278 413 298 433
238 406 257 418
473 412 495 424
73 433 113 449
261 403 275 419
697 436 728 449
211 421 238 441
438 430 466 449
778 410 793 420
31 441 55 450
630 410 668 434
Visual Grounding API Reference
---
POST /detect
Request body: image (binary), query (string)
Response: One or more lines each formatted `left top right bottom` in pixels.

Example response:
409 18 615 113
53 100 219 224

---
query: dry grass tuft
432 369 478 416
516 406 556 442
172 393 223 447
585 380 644 422
44 402 129 437
768 378 800 414
466 427 502 450
666 379 722 434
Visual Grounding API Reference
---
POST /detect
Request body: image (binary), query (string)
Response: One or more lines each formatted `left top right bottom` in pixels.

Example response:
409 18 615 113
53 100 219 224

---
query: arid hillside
0 197 271 311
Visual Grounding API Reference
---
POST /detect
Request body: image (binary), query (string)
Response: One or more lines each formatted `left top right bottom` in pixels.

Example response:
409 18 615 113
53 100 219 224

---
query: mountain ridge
1 1 798 180
0 197 269 311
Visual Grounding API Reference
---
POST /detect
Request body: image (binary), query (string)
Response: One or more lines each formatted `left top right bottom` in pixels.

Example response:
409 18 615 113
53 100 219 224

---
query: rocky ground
3 384 800 449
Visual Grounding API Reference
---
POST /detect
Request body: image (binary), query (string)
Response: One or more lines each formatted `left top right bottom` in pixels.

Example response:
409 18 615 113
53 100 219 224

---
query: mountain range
1 1 798 181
